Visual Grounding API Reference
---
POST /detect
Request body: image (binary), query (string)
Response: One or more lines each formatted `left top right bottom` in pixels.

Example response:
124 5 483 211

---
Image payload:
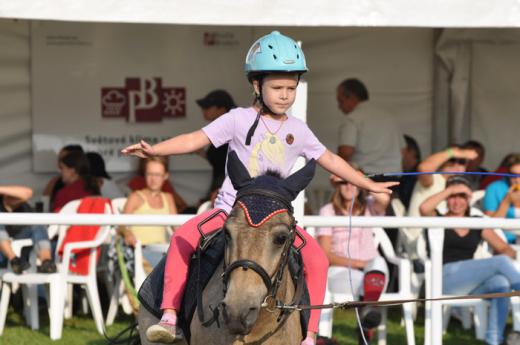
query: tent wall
436 29 520 169
0 20 437 210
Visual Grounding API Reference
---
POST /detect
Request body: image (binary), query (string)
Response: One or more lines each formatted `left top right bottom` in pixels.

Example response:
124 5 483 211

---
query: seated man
0 185 56 274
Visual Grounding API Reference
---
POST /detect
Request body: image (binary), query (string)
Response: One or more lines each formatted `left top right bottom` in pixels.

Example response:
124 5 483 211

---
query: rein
270 290 520 312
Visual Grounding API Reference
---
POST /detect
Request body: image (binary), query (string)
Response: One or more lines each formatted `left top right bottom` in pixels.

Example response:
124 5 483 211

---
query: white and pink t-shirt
202 107 326 213
315 203 379 261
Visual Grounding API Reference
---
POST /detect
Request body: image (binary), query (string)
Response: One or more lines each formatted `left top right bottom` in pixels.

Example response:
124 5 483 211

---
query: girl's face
336 180 359 201
447 192 470 216
254 73 299 115
145 161 168 192
58 163 77 185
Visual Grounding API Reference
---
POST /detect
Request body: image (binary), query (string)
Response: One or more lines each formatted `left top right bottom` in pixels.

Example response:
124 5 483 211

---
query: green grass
331 308 485 345
2 309 134 345
1 306 488 345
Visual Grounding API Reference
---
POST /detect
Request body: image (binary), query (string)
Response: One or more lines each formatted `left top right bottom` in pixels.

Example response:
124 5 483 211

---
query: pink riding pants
161 208 328 333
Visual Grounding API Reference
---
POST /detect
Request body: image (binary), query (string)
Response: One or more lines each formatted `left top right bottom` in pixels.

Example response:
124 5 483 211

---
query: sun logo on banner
163 89 186 116
101 77 186 123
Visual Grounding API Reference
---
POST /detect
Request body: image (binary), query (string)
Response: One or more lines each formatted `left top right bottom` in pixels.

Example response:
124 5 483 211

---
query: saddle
137 228 310 343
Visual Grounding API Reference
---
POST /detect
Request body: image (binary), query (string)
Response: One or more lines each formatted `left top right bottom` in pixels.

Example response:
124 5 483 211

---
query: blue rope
367 171 520 178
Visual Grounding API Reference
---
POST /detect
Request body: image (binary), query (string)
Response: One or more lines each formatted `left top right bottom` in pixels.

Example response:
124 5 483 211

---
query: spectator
43 144 84 207
462 140 489 190
52 150 100 212
0 185 56 273
119 157 177 268
196 90 236 197
316 171 389 343
402 146 477 261
481 153 516 190
398 134 422 210
336 78 405 174
128 158 189 213
86 152 124 199
420 175 520 345
483 153 520 243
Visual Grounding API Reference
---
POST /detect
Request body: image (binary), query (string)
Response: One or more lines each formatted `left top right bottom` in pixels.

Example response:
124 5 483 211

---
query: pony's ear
282 159 316 201
227 150 253 191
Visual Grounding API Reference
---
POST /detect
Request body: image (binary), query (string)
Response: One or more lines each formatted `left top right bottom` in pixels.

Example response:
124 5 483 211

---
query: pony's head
221 151 315 335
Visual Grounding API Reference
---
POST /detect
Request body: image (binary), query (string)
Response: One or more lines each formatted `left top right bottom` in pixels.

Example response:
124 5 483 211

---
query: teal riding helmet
244 31 307 146
245 31 308 74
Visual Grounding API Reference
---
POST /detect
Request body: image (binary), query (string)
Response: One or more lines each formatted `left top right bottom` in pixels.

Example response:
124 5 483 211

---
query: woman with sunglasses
420 175 520 345
316 170 390 344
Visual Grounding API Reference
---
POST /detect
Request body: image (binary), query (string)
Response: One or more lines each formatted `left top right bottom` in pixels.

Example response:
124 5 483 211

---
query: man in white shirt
336 78 405 174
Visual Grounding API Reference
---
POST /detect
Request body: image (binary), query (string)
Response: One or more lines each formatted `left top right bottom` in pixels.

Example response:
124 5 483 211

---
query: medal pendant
269 136 277 144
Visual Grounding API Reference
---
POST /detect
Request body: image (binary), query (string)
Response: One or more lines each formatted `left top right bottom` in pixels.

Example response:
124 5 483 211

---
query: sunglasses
447 158 468 165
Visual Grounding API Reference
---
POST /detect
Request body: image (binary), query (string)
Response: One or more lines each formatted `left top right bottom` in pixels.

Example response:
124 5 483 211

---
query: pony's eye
273 233 288 246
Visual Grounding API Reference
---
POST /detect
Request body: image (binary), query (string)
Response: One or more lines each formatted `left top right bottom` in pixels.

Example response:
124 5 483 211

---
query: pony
137 151 316 345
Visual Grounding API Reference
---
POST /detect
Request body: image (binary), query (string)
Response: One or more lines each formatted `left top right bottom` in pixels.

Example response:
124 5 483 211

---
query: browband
235 188 294 214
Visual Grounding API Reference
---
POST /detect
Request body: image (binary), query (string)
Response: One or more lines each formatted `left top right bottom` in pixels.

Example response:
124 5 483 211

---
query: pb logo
101 78 186 122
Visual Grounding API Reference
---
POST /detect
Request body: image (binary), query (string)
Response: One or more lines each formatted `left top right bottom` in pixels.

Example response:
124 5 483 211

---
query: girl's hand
368 180 399 194
507 185 520 204
121 140 156 158
448 184 472 199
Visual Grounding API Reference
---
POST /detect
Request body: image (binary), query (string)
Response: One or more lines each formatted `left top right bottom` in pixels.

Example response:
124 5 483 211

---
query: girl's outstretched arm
317 149 398 194
122 130 211 158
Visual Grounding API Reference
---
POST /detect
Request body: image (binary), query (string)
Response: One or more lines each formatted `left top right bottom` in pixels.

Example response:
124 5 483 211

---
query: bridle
220 189 306 316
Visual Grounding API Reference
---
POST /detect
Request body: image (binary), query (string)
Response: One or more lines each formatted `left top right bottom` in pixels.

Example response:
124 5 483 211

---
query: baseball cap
196 90 236 110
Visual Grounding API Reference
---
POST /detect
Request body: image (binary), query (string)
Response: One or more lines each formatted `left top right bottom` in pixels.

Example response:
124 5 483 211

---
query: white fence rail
1 213 519 345
3 213 520 229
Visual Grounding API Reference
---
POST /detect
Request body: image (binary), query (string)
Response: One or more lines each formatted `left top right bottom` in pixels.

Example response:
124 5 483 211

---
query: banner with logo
31 22 252 172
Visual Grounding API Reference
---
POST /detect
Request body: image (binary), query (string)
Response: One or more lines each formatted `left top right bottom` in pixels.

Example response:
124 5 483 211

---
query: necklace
260 116 285 144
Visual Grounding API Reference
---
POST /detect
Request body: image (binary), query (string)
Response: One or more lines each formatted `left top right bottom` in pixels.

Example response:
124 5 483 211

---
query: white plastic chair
0 198 113 340
470 189 485 207
0 239 37 329
318 228 415 345
424 228 488 345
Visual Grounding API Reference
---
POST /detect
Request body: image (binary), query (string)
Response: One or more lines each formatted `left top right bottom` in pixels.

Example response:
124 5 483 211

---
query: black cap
446 175 472 189
196 90 236 110
86 152 111 179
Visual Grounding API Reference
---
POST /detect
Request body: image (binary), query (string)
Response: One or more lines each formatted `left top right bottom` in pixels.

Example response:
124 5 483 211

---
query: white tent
3 0 520 27
1 2 520 210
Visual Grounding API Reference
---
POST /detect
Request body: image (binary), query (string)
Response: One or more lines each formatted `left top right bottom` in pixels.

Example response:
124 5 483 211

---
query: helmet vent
297 54 300 59
268 44 273 49
273 54 277 60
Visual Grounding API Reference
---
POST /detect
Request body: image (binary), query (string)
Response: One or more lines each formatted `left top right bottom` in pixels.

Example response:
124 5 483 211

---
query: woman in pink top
317 172 390 343
122 31 397 345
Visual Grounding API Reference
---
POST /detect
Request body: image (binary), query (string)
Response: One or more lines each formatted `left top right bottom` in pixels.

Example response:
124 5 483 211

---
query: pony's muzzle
221 301 259 335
